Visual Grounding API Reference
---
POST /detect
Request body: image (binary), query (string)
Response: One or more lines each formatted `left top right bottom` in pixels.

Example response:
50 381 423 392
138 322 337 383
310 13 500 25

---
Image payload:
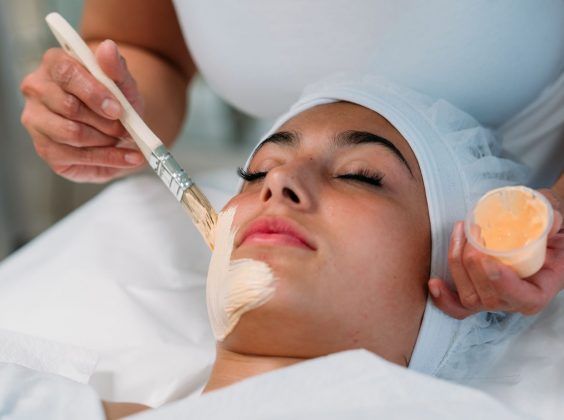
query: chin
232 247 318 286
220 295 347 359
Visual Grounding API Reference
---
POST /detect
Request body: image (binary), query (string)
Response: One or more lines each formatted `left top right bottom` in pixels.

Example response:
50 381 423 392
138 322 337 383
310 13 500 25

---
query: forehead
280 102 400 142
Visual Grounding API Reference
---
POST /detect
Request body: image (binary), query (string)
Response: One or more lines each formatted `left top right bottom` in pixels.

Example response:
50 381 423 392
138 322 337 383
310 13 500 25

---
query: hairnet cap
245 73 529 378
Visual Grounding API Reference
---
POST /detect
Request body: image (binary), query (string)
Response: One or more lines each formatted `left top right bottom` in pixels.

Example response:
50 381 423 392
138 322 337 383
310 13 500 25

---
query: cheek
222 192 259 230
322 194 429 302
315 195 429 352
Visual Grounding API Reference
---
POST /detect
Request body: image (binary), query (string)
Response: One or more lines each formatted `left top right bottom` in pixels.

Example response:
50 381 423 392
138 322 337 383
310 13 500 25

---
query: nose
260 161 316 211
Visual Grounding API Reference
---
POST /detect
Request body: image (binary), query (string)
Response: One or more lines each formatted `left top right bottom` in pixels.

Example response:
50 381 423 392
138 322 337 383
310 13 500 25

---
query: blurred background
0 1 271 261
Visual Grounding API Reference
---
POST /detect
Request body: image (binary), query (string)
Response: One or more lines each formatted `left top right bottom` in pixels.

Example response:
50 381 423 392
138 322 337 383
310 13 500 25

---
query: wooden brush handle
46 13 217 250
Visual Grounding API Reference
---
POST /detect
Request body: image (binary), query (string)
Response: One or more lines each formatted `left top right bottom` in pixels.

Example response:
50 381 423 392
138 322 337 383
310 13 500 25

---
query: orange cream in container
465 186 554 278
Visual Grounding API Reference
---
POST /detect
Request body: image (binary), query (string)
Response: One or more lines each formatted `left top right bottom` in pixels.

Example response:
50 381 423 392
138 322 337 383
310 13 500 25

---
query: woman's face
222 102 431 366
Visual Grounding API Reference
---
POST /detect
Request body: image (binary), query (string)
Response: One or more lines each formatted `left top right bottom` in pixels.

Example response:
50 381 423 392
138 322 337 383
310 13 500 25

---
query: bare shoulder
102 401 151 420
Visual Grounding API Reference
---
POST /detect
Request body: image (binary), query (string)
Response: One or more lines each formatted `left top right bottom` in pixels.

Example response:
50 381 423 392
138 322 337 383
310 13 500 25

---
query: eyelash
237 167 268 182
237 167 384 187
337 168 384 187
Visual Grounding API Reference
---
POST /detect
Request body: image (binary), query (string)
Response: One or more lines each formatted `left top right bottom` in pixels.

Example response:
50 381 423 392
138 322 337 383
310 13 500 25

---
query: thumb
428 278 476 320
549 207 562 238
95 40 144 114
538 188 563 237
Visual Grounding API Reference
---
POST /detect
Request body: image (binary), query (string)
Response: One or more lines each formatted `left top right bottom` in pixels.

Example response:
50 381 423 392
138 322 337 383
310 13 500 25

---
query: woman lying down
105 75 564 419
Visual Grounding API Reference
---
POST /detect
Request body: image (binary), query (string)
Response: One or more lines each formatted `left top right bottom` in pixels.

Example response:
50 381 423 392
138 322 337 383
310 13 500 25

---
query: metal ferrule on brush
149 145 194 201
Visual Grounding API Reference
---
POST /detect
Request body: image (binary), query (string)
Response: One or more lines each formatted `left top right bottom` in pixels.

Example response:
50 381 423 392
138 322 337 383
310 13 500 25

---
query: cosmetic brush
45 13 217 249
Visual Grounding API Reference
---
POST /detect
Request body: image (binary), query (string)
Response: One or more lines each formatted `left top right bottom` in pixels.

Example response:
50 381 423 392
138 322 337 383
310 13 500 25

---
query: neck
203 345 305 393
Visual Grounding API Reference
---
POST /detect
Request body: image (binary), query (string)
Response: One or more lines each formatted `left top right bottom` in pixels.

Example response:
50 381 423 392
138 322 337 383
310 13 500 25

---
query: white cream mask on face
206 207 277 341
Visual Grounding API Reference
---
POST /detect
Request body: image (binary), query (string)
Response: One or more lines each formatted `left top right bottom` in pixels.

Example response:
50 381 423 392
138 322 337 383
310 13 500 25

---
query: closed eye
336 169 384 187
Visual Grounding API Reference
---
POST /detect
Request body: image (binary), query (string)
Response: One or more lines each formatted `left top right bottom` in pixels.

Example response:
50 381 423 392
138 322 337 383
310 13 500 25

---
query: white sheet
469 293 564 420
0 362 104 420
0 174 232 407
129 350 522 420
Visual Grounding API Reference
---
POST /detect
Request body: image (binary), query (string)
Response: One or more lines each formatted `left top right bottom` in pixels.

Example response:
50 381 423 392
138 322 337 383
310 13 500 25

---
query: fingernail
102 98 121 118
125 152 143 165
109 39 119 59
429 284 441 299
482 259 501 280
106 39 126 69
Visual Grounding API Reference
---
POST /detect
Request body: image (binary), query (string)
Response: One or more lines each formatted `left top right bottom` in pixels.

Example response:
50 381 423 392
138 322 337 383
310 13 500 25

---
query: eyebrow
253 129 413 177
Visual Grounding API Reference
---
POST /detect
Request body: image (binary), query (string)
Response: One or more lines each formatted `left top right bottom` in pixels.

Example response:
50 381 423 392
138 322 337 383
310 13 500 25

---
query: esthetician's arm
20 0 195 183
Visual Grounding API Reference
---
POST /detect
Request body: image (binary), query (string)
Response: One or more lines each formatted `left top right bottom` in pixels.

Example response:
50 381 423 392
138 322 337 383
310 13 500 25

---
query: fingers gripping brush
45 13 217 249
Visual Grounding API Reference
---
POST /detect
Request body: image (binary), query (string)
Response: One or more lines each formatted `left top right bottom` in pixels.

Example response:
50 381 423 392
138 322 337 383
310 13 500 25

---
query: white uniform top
172 0 564 186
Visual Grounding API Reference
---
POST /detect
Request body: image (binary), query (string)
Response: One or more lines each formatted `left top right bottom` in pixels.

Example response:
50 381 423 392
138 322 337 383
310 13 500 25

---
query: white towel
0 328 98 384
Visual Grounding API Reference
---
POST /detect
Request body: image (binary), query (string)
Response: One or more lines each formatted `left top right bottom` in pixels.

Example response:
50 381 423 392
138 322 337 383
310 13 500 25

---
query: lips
237 217 317 250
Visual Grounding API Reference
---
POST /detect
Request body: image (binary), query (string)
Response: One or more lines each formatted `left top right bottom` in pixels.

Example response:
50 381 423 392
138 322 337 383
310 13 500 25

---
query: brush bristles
206 207 276 341
181 184 218 250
